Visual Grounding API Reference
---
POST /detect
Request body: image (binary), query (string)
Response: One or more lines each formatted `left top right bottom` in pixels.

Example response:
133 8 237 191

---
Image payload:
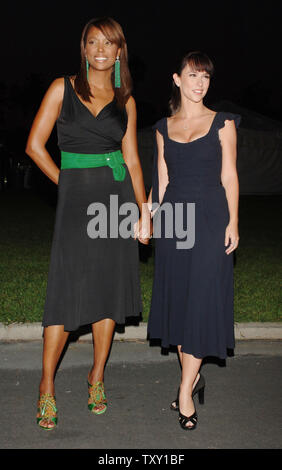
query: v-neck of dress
166 112 219 145
68 77 114 120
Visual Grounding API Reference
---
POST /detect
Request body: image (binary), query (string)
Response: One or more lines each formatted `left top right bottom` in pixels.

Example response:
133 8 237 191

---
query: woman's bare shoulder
45 77 65 99
125 95 136 111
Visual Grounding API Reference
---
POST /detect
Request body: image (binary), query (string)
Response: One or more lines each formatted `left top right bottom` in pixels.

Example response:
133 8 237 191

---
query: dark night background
0 0 282 193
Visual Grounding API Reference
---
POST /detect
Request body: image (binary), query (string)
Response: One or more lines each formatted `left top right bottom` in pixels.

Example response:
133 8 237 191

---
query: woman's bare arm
122 96 147 211
219 119 240 254
122 96 151 243
25 78 64 185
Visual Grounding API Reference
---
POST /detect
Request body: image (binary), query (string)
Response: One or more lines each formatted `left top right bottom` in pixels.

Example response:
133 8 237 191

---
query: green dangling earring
86 58 89 81
115 56 120 88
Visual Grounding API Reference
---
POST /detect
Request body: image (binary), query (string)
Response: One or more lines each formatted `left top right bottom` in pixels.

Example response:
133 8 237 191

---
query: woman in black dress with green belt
147 52 240 430
26 17 149 430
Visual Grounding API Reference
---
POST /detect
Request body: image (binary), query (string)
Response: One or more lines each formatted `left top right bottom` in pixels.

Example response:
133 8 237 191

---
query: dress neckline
166 112 219 145
67 77 114 120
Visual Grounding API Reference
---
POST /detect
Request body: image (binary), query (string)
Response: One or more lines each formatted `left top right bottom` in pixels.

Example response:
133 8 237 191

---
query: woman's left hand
225 222 239 254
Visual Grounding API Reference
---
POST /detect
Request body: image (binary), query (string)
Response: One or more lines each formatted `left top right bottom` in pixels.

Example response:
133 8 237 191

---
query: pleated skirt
148 185 235 359
43 165 142 331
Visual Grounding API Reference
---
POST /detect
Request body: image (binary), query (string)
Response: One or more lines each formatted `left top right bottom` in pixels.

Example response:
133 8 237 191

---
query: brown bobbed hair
74 17 132 109
169 51 215 115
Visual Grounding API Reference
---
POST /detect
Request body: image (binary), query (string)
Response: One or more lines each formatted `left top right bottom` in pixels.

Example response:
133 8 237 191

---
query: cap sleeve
152 118 166 136
216 112 241 130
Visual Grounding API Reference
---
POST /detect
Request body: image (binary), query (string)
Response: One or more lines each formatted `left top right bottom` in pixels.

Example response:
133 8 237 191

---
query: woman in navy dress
26 17 148 430
147 52 240 430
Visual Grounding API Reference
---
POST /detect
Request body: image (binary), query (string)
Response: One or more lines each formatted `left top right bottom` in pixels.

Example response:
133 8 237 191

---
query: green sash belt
61 150 126 182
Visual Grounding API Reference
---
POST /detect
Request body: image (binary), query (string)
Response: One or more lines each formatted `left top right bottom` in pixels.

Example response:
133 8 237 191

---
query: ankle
88 367 104 384
180 382 193 396
39 379 55 396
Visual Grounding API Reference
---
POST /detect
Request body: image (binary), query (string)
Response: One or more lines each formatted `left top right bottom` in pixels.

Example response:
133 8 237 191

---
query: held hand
225 222 239 254
134 215 153 245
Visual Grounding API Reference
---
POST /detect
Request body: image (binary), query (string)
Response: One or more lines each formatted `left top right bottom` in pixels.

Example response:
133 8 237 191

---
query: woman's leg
177 345 201 387
179 351 202 428
170 346 201 410
40 325 70 394
88 318 116 384
38 325 70 429
87 318 116 413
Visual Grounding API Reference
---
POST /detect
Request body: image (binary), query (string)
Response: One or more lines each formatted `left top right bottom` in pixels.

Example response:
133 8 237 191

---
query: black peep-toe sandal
179 409 198 430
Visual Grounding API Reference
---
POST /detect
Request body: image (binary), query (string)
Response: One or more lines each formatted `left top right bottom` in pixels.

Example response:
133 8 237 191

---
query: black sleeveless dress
148 112 241 359
42 77 142 331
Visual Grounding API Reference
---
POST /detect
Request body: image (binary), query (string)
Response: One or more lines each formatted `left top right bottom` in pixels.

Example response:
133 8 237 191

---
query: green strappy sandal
37 393 58 430
87 380 107 415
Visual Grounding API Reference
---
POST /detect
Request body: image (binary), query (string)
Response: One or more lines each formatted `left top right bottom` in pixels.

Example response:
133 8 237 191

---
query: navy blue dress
148 112 241 359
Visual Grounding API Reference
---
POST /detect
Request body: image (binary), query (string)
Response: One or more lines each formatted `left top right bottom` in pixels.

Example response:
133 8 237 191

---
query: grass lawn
0 189 281 324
